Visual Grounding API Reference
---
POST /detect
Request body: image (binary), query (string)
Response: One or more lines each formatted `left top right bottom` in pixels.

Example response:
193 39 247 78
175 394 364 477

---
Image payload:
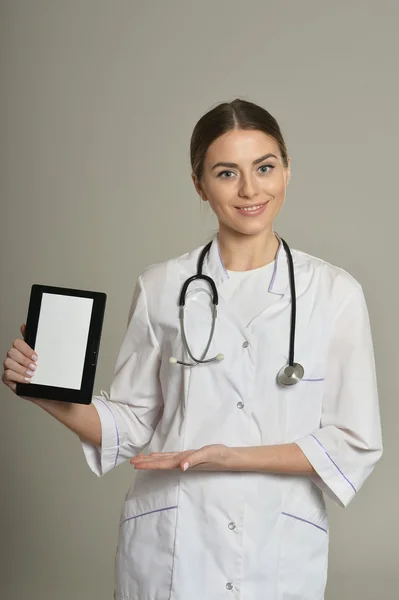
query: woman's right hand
2 324 39 394
2 326 102 445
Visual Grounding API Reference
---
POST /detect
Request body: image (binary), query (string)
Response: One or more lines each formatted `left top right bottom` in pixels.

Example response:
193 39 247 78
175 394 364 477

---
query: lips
235 202 268 216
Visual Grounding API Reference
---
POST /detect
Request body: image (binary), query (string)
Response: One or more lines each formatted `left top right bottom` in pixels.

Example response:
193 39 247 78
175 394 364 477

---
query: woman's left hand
130 444 233 472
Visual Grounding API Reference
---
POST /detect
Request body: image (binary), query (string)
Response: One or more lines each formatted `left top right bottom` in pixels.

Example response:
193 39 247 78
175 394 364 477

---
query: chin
228 220 273 237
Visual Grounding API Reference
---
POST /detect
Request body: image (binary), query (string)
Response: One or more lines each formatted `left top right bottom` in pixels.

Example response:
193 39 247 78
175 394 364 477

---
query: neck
217 226 279 271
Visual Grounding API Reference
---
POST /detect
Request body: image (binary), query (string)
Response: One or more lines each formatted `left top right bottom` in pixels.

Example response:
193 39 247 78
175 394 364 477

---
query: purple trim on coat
301 378 325 382
282 512 328 534
215 236 229 278
268 236 282 292
311 434 357 493
97 397 120 469
120 505 178 527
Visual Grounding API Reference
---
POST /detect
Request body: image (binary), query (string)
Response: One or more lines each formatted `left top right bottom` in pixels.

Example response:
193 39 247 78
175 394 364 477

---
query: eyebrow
211 153 278 171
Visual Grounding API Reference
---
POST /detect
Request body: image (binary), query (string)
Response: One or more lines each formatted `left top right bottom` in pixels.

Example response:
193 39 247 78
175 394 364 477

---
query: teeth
240 204 264 212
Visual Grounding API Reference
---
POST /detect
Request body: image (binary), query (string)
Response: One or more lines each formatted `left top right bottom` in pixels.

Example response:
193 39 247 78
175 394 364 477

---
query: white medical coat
81 237 383 600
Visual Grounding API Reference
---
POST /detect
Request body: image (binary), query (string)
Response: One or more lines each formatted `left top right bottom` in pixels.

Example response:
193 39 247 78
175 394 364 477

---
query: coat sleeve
294 283 383 507
80 274 163 477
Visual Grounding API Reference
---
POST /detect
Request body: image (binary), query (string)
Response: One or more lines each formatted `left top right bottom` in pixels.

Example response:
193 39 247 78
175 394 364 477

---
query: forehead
205 129 281 163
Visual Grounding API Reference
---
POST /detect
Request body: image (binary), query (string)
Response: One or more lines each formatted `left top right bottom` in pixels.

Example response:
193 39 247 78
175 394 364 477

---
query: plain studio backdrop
0 1 397 599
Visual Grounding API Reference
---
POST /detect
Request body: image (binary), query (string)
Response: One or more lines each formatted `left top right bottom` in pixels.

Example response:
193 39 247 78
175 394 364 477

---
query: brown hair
190 98 289 182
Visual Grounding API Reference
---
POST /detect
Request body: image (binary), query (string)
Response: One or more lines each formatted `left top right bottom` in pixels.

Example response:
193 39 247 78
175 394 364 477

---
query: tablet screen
30 293 94 389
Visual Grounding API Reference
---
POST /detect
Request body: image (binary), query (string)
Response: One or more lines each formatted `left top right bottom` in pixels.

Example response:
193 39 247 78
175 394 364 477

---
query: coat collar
202 231 292 296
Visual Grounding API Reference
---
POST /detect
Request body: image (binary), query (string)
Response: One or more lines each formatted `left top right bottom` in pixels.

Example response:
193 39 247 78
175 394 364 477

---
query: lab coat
81 236 383 600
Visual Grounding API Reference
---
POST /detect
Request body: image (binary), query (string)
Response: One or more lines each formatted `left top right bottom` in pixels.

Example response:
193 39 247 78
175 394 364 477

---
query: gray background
0 1 396 599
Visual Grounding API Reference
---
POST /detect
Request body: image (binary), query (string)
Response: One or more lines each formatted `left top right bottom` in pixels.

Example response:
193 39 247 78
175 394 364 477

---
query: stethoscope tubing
171 236 304 384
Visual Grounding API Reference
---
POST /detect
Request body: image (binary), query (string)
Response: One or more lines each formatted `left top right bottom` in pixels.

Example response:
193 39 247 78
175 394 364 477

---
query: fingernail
26 370 34 377
28 363 37 371
24 377 31 382
31 354 38 361
183 462 189 472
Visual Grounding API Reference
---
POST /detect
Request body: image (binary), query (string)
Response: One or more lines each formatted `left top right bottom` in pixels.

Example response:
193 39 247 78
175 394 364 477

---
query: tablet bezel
16 284 106 405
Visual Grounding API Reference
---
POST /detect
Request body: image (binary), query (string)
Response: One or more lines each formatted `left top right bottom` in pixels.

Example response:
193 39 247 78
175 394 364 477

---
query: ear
192 173 208 202
285 157 291 187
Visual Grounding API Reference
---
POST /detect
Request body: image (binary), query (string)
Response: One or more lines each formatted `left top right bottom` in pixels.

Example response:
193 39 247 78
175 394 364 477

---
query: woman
2 99 383 599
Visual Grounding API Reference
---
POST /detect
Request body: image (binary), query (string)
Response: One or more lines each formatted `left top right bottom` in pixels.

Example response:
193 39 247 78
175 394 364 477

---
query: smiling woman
2 98 383 600
210 144 285 222
190 102 291 271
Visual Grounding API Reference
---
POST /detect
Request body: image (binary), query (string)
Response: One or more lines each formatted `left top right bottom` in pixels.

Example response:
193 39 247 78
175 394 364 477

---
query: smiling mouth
236 204 265 212
235 202 268 213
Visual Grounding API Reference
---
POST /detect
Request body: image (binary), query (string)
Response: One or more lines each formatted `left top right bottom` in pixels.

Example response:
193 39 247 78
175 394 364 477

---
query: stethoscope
169 237 305 386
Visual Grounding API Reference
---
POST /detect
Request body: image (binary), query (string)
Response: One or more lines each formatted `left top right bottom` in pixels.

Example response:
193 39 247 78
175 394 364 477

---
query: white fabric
225 261 278 326
80 236 383 600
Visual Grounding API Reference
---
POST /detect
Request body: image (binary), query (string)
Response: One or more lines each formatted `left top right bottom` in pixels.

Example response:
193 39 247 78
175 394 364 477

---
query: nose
238 173 260 198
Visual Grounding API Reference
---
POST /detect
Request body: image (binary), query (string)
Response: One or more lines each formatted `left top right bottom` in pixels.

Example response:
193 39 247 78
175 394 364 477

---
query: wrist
225 446 248 471
30 397 55 409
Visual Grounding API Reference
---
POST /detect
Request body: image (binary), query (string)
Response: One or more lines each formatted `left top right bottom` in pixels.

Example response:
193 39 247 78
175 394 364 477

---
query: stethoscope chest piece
277 362 304 386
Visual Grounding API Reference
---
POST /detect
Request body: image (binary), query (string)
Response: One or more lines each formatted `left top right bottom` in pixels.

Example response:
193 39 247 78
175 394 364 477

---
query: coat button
226 582 234 590
242 340 249 348
228 522 236 530
237 401 244 409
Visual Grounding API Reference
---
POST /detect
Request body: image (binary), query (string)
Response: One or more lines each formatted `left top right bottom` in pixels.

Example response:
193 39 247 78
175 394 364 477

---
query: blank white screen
30 294 94 389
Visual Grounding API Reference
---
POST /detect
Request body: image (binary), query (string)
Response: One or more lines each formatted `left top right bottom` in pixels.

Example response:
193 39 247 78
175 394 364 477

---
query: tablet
16 284 107 404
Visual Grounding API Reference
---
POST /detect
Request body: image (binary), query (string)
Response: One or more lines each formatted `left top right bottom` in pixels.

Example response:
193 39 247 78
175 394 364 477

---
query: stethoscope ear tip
169 357 178 364
216 353 224 361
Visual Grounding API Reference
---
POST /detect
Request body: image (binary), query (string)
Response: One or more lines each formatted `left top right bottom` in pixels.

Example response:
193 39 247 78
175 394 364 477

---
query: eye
259 164 275 174
217 170 235 178
217 164 275 178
